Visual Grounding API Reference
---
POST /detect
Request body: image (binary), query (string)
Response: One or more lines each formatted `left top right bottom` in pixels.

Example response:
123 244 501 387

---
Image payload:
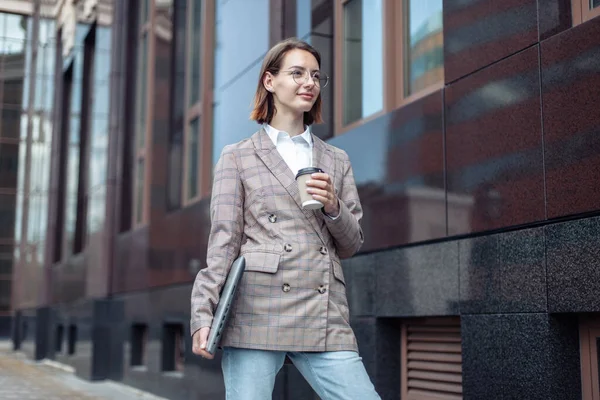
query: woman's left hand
306 172 339 216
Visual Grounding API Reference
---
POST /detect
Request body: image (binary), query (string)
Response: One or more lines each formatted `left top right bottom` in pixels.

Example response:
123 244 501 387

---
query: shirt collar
264 123 313 146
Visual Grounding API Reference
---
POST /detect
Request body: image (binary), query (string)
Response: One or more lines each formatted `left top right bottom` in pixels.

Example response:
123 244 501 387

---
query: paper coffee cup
295 167 324 210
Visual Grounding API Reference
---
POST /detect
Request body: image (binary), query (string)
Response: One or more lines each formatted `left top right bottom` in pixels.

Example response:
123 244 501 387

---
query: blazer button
268 214 277 223
319 246 328 255
282 283 291 293
317 285 327 294
284 243 293 252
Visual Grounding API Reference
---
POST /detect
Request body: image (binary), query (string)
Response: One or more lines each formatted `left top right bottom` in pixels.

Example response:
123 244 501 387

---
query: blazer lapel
311 134 335 183
252 128 328 244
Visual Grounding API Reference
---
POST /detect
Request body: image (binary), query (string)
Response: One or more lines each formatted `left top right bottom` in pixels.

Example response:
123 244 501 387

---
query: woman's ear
263 72 274 93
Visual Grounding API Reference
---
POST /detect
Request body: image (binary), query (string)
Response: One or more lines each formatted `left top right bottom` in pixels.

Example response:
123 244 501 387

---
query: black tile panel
462 314 504 399
342 254 375 317
459 228 546 314
546 216 600 313
444 0 539 83
375 242 459 317
446 46 545 235
461 313 580 400
329 91 446 252
541 17 600 218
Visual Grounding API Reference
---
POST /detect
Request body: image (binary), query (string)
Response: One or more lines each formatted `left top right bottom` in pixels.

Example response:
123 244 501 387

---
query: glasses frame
283 68 329 88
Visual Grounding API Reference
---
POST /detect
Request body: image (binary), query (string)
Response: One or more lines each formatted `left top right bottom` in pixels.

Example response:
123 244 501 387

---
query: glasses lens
319 75 329 88
292 71 304 86
292 71 329 88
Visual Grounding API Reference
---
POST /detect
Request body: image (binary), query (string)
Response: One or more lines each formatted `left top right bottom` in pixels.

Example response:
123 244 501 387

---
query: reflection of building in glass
0 32 26 338
407 10 444 95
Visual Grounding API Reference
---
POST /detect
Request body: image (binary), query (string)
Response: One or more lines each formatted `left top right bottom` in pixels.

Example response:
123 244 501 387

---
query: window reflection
212 0 269 164
189 0 202 105
0 195 16 237
136 36 148 150
140 0 150 25
187 118 200 199
167 0 186 209
136 158 145 223
593 0 600 8
343 0 383 126
172 0 186 123
0 12 28 43
405 0 443 96
87 186 106 237
289 0 334 140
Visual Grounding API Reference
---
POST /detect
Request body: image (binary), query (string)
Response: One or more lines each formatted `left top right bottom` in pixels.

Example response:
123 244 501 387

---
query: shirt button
319 246 328 255
317 285 327 294
282 283 291 293
284 243 293 252
268 214 277 223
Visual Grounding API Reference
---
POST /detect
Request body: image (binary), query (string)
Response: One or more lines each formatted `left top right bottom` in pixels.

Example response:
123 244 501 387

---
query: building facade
5 0 600 399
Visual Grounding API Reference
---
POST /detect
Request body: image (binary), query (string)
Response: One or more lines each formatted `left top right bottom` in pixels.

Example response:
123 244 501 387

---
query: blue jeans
222 347 381 400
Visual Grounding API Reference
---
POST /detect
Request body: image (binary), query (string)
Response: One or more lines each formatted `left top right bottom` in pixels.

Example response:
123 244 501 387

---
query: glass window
136 36 148 150
593 0 600 8
135 159 144 223
0 259 11 276
173 0 187 122
87 185 106 237
187 117 200 199
140 0 150 24
0 108 22 140
213 0 269 89
0 12 28 41
189 0 202 105
342 0 383 126
405 0 444 96
0 194 16 238
288 0 334 140
0 143 19 188
0 280 10 309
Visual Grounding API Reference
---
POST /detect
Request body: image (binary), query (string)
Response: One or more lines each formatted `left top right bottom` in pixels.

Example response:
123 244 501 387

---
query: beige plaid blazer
190 127 364 352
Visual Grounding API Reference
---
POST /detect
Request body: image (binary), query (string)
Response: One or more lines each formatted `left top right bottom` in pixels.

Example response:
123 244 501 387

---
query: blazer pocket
241 251 281 274
332 259 346 285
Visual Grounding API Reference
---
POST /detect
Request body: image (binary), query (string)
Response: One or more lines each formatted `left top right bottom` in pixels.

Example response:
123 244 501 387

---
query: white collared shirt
264 123 313 176
263 123 339 219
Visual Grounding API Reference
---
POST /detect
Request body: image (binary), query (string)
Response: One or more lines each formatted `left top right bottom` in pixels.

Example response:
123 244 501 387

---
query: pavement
0 341 168 400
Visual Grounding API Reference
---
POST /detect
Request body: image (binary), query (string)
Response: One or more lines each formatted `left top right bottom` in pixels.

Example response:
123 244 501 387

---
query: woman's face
264 49 321 119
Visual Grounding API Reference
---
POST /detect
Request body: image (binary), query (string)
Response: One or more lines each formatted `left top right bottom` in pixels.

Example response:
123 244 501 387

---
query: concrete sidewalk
0 341 168 400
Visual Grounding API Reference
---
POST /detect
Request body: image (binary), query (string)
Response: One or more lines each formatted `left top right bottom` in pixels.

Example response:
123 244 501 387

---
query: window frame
132 0 154 227
334 0 444 135
181 0 215 205
580 316 600 400
572 0 600 25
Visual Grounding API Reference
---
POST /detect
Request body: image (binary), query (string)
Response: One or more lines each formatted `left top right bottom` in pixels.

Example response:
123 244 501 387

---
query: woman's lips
299 93 314 100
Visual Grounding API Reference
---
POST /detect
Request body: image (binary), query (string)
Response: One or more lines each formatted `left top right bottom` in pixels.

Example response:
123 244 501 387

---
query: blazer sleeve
322 151 364 259
190 148 244 336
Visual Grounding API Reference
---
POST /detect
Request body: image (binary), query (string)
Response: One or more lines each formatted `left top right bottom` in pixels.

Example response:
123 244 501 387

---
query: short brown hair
250 38 323 125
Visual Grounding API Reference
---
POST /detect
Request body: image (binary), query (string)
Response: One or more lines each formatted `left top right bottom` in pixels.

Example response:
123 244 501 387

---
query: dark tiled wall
546 216 600 313
443 0 539 83
19 214 600 398
461 313 580 400
541 18 600 218
445 46 544 235
0 316 11 338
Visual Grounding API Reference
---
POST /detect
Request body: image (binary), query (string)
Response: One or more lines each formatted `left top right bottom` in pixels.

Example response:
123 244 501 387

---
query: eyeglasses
285 69 329 88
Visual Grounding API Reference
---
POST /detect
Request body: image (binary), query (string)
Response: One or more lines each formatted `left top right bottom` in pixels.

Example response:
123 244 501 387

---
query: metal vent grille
401 318 463 400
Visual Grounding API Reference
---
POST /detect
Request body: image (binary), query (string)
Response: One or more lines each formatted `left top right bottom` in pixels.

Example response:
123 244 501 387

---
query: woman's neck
269 112 305 137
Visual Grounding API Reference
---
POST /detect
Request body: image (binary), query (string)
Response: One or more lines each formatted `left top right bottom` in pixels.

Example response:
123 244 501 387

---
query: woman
190 38 380 399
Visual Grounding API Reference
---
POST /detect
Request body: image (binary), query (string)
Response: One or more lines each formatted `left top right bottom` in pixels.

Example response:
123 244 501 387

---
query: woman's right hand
192 327 214 359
